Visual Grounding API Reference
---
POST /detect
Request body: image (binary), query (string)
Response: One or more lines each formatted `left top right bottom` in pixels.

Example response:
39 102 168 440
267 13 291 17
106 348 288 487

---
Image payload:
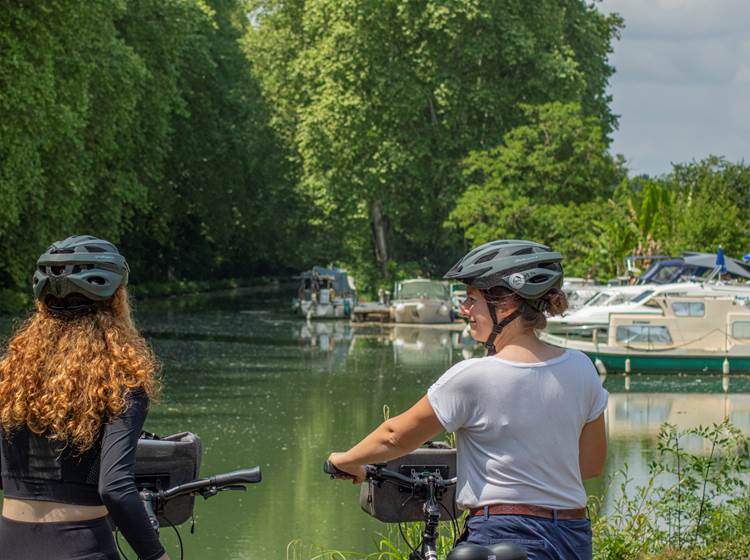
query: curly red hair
0 287 159 451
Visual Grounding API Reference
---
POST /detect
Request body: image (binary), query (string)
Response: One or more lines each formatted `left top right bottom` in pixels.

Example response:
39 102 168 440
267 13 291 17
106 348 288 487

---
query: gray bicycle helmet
444 240 563 354
33 235 129 304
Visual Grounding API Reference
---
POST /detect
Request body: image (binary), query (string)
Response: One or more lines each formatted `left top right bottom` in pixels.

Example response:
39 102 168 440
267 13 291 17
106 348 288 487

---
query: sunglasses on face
459 295 478 311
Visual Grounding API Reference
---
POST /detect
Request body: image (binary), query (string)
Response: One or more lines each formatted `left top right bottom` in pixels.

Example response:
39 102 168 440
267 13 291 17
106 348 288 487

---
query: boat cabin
606 294 750 353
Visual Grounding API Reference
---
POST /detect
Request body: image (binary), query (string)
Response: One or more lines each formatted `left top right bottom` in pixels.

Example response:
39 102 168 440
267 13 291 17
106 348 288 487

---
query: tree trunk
370 200 390 279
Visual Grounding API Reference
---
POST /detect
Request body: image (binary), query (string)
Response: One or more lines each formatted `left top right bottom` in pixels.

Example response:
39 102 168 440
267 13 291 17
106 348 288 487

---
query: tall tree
447 101 623 274
245 0 622 287
664 157 750 259
119 0 300 280
0 1 146 289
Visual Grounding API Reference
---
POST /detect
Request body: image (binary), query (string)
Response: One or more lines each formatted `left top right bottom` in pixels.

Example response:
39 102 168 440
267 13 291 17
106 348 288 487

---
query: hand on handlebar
326 452 366 484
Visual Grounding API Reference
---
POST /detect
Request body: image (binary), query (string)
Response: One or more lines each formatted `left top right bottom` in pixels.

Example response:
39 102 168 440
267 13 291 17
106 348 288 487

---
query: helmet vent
51 265 65 276
87 276 106 286
474 251 499 264
84 245 107 253
513 247 535 256
529 274 550 284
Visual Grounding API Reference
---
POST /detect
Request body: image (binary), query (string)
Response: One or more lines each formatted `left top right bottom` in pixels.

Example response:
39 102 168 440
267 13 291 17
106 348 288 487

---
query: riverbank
0 276 291 314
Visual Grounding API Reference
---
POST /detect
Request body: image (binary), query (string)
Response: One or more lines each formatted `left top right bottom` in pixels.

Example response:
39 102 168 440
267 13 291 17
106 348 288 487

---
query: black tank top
0 424 103 505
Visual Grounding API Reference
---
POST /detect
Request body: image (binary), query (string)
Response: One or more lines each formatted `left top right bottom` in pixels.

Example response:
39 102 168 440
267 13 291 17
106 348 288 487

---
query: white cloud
597 0 749 175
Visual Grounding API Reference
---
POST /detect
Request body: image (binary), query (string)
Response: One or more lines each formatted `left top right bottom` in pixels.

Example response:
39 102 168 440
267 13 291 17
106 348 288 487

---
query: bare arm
579 413 606 480
328 396 444 482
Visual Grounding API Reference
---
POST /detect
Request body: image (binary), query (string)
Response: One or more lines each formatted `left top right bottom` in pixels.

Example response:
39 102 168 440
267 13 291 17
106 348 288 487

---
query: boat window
398 281 449 300
652 265 681 283
608 293 632 306
672 302 705 317
616 325 673 344
630 290 655 304
583 292 609 306
731 321 750 339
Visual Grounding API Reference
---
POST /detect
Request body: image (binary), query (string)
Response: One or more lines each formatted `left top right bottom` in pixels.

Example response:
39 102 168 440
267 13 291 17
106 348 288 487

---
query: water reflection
391 325 477 368
607 393 750 436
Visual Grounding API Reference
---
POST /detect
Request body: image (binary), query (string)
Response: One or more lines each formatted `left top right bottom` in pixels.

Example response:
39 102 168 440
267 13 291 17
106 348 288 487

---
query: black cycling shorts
0 515 119 559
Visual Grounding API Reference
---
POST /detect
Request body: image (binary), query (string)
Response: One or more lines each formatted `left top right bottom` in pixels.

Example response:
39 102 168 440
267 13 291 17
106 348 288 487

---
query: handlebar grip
323 460 354 479
211 467 262 487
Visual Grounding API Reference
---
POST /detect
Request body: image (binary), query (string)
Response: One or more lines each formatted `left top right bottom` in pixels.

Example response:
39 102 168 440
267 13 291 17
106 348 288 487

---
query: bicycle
116 466 262 560
324 461 526 560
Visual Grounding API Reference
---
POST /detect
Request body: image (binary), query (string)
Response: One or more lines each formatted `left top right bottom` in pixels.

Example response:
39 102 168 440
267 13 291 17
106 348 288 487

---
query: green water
4 288 750 558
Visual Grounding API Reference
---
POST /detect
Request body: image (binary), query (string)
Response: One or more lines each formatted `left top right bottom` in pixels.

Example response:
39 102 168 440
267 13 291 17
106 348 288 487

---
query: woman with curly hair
0 235 168 560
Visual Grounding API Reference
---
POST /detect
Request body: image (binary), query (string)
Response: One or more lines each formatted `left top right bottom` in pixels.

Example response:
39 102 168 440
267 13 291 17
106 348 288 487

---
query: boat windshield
584 291 610 306
630 290 655 304
398 281 449 300
607 293 634 306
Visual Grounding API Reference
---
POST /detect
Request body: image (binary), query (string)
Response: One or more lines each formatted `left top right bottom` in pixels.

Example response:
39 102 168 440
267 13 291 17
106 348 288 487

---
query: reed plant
592 419 750 559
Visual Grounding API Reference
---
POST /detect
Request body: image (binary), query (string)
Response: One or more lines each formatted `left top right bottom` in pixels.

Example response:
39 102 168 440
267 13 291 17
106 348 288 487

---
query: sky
597 0 749 176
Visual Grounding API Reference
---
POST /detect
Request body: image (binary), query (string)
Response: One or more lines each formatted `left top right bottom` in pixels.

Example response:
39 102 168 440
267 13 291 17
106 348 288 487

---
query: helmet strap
46 303 98 320
44 295 107 320
484 305 521 356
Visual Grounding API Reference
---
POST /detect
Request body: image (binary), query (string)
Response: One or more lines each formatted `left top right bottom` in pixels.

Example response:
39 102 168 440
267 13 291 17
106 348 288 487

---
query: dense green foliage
245 0 622 290
1 1 748 309
591 421 750 559
447 101 626 278
451 105 750 280
0 0 302 311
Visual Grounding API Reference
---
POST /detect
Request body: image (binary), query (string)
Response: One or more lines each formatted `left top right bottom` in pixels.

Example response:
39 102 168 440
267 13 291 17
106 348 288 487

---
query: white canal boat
391 279 454 324
541 290 750 373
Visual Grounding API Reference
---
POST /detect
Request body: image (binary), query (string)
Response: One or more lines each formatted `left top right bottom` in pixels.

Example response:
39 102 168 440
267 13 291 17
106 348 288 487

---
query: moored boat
391 279 453 324
293 266 357 319
541 291 750 373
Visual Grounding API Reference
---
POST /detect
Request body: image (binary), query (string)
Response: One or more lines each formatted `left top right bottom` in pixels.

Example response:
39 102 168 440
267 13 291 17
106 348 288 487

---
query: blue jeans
456 514 592 560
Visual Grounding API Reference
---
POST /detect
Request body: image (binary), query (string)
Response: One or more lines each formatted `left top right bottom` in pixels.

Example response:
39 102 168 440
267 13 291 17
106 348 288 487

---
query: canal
3 286 750 558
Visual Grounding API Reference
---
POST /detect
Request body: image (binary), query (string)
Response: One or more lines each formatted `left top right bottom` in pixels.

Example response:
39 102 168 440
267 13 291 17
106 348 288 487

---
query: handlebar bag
359 445 459 523
135 431 202 525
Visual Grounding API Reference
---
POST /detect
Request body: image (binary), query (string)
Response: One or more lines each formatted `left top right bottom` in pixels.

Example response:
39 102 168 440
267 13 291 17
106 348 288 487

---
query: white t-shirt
427 349 608 510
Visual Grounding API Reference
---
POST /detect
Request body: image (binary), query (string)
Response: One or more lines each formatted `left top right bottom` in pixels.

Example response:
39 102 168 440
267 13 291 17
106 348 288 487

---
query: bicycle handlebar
160 466 262 501
211 467 262 487
323 460 456 488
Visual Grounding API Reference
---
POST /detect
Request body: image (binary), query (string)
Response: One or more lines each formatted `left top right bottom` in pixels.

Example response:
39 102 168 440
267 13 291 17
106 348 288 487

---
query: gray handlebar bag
359 447 459 523
135 432 202 525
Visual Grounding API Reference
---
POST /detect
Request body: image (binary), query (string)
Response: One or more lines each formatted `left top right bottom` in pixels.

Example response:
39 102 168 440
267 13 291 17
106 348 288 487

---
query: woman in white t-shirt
328 240 608 560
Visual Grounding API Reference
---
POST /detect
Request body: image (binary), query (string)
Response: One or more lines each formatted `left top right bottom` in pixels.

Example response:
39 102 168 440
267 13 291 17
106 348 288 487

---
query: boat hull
540 332 750 373
586 353 750 373
298 299 353 319
392 299 453 324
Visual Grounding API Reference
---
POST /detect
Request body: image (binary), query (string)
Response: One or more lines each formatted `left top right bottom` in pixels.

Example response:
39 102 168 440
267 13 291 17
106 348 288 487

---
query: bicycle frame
325 461 455 560
413 481 442 560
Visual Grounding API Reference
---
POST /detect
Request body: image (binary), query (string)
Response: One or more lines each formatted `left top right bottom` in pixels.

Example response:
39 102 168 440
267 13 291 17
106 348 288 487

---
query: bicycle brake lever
220 484 247 492
197 484 248 500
